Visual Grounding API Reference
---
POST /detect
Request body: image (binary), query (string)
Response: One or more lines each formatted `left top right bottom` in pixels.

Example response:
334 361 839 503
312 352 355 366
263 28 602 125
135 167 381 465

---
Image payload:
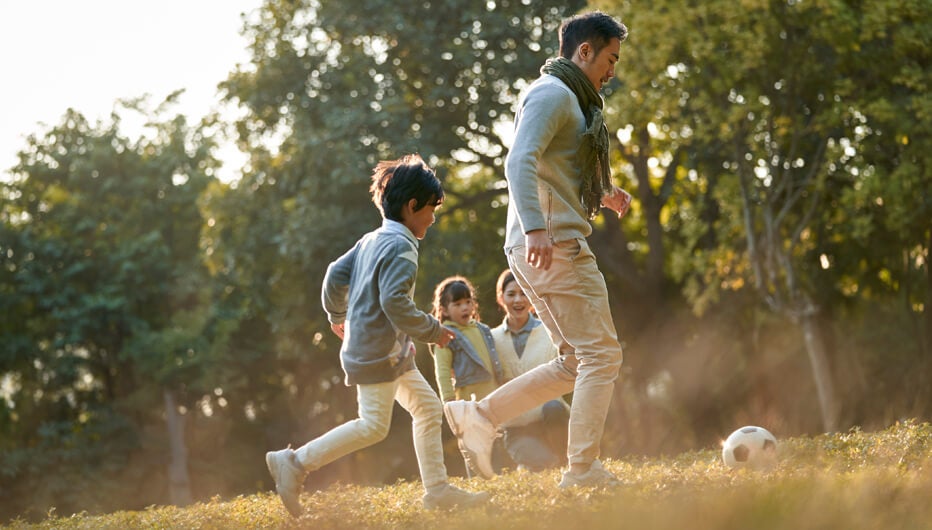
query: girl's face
443 297 476 326
500 280 530 321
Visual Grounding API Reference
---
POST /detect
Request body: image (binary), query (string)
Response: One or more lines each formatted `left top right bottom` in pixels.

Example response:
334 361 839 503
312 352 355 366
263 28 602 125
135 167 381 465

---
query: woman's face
500 280 530 322
444 297 475 326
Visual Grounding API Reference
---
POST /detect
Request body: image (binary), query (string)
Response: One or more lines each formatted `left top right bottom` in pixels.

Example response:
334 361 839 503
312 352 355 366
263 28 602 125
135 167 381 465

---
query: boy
265 154 490 516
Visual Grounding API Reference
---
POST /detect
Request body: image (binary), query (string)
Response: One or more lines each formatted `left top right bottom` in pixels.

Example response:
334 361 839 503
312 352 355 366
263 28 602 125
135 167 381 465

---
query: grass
6 420 932 529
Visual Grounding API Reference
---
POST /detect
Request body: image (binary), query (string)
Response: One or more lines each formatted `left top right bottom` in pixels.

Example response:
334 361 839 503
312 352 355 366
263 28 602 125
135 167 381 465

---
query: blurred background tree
594 0 929 448
1 96 219 518
205 0 585 491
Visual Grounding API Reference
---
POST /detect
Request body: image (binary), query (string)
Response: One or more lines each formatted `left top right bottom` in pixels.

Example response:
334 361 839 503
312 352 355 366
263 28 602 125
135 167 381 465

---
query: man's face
574 37 621 91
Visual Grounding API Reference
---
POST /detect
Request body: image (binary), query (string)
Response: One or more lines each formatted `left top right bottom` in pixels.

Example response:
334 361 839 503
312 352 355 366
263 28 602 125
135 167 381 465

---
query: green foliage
0 99 221 520
2 0 930 524
206 0 586 482
595 0 930 431
9 421 932 529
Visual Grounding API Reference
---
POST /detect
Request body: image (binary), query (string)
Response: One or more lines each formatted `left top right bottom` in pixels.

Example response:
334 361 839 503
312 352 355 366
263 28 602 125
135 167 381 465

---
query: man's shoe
423 483 491 510
443 400 497 479
265 447 307 517
558 460 621 489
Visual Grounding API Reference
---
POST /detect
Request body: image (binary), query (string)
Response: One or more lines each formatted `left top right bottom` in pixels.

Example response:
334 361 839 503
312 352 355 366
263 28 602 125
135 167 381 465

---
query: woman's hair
495 268 517 312
369 153 444 222
432 275 479 321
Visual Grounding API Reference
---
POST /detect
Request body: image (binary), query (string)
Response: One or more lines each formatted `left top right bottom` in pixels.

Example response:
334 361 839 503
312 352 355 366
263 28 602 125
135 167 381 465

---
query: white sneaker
265 447 307 517
558 460 621 489
443 400 497 479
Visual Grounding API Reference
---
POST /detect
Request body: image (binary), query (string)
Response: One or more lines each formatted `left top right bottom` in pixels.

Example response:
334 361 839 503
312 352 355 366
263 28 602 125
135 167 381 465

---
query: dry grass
7 420 932 529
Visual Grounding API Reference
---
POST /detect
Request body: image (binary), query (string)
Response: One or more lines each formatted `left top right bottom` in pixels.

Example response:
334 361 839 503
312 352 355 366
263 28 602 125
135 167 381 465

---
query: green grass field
7 420 931 529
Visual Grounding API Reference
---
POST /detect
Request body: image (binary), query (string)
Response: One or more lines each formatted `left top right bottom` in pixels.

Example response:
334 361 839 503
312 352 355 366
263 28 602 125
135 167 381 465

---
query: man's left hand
602 186 632 219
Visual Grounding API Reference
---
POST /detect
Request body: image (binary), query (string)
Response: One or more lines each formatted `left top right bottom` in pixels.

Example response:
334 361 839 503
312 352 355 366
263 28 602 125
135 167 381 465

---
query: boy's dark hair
558 11 628 59
369 154 443 222
432 275 479 322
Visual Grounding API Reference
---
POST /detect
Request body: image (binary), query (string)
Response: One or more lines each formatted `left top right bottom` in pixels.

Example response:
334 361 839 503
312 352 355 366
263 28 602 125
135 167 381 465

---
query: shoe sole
443 403 495 479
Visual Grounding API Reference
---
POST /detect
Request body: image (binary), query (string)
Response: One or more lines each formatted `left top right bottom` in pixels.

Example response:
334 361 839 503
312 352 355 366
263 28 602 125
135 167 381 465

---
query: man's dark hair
369 153 443 222
559 11 628 59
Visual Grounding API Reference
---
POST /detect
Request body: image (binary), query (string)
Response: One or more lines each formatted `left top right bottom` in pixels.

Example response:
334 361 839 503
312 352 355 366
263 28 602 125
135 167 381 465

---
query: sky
0 1 263 183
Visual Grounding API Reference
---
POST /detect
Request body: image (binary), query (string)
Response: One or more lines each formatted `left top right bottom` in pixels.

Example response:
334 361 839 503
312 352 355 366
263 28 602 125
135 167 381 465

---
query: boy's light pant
294 368 447 490
482 237 623 467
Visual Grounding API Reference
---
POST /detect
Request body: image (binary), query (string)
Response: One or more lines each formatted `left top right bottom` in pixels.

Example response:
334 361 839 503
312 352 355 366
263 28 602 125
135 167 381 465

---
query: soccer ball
721 426 778 470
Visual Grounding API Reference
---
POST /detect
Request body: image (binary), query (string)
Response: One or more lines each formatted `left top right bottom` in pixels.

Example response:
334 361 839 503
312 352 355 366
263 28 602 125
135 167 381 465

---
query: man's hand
525 229 553 270
434 326 456 348
602 186 633 219
331 323 345 339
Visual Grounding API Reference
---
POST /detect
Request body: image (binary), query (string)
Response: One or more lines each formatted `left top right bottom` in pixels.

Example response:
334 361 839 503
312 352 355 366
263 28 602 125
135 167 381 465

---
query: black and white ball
721 426 778 470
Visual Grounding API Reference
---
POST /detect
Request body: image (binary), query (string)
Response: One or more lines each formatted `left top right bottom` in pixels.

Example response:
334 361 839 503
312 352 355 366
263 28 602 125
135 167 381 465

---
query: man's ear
577 42 593 61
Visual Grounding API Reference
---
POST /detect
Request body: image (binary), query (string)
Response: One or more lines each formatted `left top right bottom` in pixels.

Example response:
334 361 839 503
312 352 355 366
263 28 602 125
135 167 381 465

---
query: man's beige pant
294 368 448 490
480 238 623 466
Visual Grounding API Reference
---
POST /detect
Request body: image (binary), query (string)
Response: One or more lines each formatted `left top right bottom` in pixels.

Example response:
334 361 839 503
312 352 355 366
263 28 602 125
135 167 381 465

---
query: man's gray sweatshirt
505 74 594 249
322 219 444 386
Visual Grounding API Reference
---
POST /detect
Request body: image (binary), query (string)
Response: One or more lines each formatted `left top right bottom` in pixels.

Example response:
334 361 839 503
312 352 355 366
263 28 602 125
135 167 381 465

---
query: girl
491 268 569 471
430 276 505 403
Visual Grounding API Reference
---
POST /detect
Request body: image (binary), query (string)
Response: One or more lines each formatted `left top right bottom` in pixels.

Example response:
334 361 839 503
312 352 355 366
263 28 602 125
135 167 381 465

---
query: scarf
540 57 612 219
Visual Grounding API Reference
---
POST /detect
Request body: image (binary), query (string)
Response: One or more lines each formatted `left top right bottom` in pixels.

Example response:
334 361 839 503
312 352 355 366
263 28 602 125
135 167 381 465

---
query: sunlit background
0 0 261 182
0 0 927 524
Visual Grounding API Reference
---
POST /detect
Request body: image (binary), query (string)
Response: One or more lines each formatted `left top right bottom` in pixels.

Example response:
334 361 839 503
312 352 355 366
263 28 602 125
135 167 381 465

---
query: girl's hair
495 268 517 312
369 153 444 222
432 275 479 321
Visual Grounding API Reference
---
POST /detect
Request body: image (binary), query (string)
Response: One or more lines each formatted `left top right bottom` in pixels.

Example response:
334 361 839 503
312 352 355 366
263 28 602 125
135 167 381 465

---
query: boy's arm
321 243 358 325
377 245 444 344
431 345 456 402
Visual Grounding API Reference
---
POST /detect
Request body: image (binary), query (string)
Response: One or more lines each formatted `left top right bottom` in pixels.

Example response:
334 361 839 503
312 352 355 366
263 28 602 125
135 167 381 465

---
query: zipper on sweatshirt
546 188 554 241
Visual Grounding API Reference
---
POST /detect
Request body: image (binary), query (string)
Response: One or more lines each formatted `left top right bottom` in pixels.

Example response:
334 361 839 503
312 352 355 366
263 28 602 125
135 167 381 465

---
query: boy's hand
331 323 345 339
434 326 456 348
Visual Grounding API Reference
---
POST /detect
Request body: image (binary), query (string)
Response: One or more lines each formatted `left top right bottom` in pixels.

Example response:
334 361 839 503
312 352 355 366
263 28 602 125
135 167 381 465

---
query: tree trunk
924 228 932 358
799 313 839 432
163 388 193 506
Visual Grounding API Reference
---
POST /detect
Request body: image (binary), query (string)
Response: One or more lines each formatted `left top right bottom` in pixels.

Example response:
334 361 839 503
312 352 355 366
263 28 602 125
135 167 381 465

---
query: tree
831 0 931 419
601 0 930 432
0 97 219 518
208 0 585 485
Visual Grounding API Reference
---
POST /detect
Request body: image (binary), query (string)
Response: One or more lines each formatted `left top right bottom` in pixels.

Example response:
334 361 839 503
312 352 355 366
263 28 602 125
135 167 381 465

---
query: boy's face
401 198 440 240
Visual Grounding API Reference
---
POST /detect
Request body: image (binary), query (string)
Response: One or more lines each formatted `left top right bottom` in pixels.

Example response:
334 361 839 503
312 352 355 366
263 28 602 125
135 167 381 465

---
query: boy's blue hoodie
322 219 444 385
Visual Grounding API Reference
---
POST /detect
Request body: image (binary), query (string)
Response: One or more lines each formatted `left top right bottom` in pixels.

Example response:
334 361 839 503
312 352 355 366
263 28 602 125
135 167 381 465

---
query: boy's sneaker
423 483 491 510
265 447 307 517
443 400 498 479
558 460 621 489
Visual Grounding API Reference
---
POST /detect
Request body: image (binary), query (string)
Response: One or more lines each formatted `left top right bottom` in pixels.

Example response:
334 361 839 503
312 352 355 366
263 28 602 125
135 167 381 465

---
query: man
443 11 632 488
